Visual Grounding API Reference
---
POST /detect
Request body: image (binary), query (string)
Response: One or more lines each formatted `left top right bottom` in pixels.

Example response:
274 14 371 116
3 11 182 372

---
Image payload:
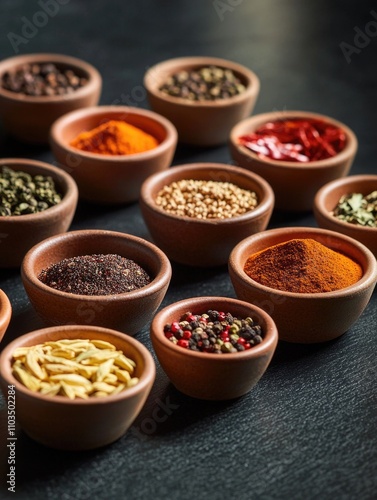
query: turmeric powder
70 120 159 155
243 238 363 293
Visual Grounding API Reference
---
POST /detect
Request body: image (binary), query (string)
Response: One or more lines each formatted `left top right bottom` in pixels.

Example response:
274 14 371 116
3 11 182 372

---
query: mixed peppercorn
164 310 263 354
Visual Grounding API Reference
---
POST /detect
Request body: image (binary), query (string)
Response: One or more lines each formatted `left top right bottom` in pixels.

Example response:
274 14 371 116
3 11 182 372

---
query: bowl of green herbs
314 174 377 257
0 158 78 268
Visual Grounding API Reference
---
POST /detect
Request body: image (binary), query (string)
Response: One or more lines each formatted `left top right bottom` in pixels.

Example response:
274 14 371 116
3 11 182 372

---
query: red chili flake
238 118 346 163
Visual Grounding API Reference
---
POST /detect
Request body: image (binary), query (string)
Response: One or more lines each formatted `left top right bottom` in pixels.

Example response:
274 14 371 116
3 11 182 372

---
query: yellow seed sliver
90 339 117 350
95 359 115 382
115 368 131 383
103 373 118 385
50 348 76 359
92 381 117 394
114 354 136 373
76 365 98 378
40 383 61 396
44 363 77 374
25 350 47 380
128 377 139 388
42 355 79 367
55 339 90 345
112 383 126 395
12 347 29 359
12 365 41 392
70 386 89 399
92 391 109 398
49 373 92 387
60 381 76 400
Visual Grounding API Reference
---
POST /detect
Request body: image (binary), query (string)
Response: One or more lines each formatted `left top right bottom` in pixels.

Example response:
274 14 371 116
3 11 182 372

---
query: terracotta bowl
229 227 377 343
229 111 358 211
150 296 278 400
139 163 274 267
21 229 172 334
0 325 155 450
144 56 260 146
0 289 12 342
0 158 78 268
0 53 102 143
50 106 177 204
314 175 377 257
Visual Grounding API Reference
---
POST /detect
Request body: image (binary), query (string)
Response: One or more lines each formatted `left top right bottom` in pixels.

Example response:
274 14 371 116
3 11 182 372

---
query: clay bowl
0 53 101 143
0 325 155 450
0 289 12 342
144 56 260 146
50 106 177 204
229 111 358 211
0 158 78 268
139 163 274 267
21 229 172 334
150 296 278 400
314 175 377 257
229 227 377 343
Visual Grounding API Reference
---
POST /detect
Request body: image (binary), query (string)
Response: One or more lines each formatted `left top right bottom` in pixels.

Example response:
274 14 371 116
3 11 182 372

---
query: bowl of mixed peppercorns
0 289 12 342
314 175 377 257
139 162 274 267
0 158 78 268
144 56 260 146
21 229 172 334
150 296 278 400
0 53 102 143
229 110 358 211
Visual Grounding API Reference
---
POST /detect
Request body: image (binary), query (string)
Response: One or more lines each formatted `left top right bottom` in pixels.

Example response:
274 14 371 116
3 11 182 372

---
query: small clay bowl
139 163 274 267
0 289 12 342
229 111 358 211
50 105 177 204
0 158 78 268
314 175 377 257
21 229 172 334
144 56 260 146
0 53 102 143
229 227 377 343
0 325 155 450
150 296 278 400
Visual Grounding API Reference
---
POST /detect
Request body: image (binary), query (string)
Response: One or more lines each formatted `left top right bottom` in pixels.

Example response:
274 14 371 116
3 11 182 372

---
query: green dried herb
0 166 62 216
331 191 377 227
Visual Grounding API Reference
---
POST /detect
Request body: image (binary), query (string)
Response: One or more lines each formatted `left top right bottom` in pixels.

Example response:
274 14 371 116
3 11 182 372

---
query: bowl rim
21 229 172 301
50 105 178 160
150 295 278 361
229 110 358 169
0 53 102 104
144 55 260 108
0 325 155 405
140 162 275 225
314 174 377 234
228 226 377 299
0 288 12 337
0 158 78 221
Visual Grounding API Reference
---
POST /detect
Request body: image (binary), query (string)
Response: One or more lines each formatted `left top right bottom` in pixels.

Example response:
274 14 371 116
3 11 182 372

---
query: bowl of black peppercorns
0 158 78 268
0 53 102 143
144 56 260 146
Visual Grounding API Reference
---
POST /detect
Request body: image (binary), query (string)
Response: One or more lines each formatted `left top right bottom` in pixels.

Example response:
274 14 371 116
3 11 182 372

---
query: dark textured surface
0 1 377 499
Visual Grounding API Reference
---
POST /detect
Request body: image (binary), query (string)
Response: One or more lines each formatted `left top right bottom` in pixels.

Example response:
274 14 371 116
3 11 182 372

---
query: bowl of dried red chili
229 111 358 211
21 229 172 335
150 296 278 400
314 175 377 258
228 226 377 343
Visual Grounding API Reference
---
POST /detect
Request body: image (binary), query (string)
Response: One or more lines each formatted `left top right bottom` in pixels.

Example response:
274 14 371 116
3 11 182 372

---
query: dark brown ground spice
38 254 151 295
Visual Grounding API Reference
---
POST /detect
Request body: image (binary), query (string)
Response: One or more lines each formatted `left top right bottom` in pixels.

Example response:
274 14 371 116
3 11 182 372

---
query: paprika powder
243 238 362 293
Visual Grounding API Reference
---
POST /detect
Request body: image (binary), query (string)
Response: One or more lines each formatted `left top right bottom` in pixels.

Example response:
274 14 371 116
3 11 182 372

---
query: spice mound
155 179 258 219
159 65 246 101
70 120 159 155
164 310 263 353
1 63 87 97
238 118 346 162
243 238 363 293
0 166 62 216
38 254 151 295
331 191 377 228
11 339 139 399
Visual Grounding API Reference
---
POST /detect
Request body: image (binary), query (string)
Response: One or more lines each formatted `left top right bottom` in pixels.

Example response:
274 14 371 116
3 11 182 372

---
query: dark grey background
0 1 376 499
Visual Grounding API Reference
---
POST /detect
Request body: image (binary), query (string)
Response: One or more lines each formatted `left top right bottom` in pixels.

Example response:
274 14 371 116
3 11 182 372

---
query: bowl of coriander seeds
144 56 260 146
0 158 78 268
139 163 274 267
314 175 377 257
